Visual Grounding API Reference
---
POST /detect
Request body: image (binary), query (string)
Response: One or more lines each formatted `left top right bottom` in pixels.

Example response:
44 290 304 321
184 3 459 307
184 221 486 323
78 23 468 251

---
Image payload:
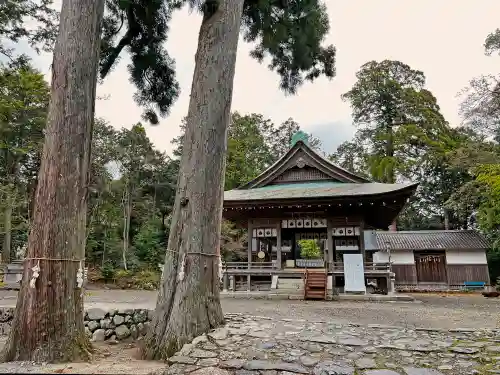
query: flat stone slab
243 360 308 373
403 368 445 375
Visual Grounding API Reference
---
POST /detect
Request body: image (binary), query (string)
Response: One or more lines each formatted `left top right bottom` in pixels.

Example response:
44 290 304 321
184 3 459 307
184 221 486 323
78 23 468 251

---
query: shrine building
221 132 490 297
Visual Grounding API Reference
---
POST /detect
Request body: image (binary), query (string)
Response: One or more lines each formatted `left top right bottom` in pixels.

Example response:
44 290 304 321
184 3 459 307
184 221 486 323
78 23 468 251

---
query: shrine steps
304 269 328 300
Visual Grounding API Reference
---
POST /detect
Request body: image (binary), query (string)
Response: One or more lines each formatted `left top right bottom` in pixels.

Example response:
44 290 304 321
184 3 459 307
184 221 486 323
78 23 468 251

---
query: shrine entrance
414 251 447 283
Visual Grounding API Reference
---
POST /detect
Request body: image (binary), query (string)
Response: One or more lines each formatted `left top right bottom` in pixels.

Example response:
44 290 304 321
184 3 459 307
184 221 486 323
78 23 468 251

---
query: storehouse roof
363 230 490 251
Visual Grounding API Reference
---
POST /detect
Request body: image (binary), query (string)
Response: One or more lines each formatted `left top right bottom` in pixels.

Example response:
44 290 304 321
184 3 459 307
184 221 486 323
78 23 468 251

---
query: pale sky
19 1 500 155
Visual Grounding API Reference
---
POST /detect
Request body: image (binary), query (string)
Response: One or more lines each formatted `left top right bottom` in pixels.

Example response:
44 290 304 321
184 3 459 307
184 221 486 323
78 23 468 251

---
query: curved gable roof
237 140 370 190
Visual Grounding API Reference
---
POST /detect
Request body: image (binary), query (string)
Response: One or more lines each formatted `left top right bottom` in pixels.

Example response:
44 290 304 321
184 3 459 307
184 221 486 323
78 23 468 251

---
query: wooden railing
223 261 391 272
332 262 391 272
224 262 275 270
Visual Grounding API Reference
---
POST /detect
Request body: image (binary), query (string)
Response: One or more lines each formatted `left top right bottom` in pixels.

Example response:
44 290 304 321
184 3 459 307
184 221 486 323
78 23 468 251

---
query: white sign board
343 253 366 293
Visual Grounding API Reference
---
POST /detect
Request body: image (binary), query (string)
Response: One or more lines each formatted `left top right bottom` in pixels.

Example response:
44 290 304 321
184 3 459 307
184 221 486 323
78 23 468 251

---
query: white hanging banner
343 253 366 293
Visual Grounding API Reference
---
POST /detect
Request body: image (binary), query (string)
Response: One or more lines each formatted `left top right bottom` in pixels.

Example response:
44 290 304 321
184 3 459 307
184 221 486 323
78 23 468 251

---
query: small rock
113 315 125 326
137 322 147 335
450 347 479 354
87 308 106 321
259 342 277 350
244 360 308 373
87 321 100 332
190 367 231 375
248 330 271 339
364 371 401 375
168 356 197 365
179 343 193 356
100 318 113 329
191 349 218 358
133 310 148 323
313 361 355 375
105 329 114 338
403 368 445 375
192 335 208 345
118 308 134 315
337 337 369 346
108 309 117 317
115 324 130 340
487 346 500 353
198 358 219 367
130 324 138 339
300 356 319 367
301 335 336 344
220 359 245 369
91 329 105 342
355 357 377 369
202 343 218 351
0 309 14 323
125 315 132 324
208 327 229 340
437 365 453 370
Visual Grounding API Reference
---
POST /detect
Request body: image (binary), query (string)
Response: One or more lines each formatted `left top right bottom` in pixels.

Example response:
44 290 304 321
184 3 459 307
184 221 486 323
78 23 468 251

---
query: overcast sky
18 0 500 155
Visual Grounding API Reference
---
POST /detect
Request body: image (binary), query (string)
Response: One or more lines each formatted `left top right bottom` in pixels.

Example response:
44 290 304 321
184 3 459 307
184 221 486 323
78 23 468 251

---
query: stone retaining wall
0 307 154 343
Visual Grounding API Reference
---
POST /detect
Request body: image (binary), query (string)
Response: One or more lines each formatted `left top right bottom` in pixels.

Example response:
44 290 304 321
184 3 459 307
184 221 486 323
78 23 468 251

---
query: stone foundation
0 307 154 343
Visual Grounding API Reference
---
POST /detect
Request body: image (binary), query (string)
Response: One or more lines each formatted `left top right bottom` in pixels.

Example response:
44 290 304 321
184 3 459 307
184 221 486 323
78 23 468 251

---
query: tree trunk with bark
122 186 131 270
142 0 245 360
0 0 105 363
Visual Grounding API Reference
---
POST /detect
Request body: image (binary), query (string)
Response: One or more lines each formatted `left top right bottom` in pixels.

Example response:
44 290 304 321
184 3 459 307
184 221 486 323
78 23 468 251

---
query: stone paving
164 313 500 375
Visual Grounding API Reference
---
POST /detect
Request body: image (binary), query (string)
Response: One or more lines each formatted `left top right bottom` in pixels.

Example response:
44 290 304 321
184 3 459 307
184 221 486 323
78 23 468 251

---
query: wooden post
223 273 229 292
359 220 366 286
326 218 334 272
326 217 336 294
276 220 282 270
247 220 252 269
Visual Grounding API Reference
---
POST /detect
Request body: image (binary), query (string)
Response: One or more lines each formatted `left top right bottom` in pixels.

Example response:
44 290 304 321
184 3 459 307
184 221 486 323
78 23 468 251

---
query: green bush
298 239 321 259
113 268 160 290
100 264 115 282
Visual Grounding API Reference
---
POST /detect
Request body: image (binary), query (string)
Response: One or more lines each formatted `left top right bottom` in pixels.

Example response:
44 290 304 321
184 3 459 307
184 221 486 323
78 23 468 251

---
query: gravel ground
0 289 498 330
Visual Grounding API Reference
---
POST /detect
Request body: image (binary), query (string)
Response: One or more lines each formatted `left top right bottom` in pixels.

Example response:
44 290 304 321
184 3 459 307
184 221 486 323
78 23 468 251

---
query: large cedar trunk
142 0 245 360
0 0 105 363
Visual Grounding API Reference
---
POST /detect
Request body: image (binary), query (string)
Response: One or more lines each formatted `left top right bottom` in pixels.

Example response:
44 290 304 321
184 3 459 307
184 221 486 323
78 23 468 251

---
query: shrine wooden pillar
247 220 253 269
276 220 282 270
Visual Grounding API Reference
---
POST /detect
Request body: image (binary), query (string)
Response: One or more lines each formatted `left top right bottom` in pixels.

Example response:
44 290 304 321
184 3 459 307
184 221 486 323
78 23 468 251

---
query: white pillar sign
343 253 366 293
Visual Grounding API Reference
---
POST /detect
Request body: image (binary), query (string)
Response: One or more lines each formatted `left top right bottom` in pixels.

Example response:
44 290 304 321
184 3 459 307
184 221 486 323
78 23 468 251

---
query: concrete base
271 275 279 290
220 291 416 302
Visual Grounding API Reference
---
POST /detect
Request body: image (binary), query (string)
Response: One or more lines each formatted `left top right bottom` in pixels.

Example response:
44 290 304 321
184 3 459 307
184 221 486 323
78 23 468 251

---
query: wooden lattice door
415 252 447 283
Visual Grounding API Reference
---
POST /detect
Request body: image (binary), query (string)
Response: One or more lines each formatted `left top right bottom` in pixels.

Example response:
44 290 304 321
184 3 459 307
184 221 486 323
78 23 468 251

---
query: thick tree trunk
0 0 104 363
142 0 244 360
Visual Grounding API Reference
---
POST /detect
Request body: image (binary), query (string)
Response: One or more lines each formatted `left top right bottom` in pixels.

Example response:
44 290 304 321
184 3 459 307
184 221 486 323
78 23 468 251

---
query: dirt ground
0 337 165 374
0 289 498 329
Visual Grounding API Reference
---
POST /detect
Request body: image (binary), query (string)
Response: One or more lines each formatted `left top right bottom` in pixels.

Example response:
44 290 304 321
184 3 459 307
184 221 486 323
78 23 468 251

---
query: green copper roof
291 131 309 146
224 181 417 202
